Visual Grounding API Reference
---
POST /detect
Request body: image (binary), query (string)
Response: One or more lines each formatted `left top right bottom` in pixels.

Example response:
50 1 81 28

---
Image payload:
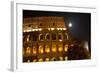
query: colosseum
23 16 90 63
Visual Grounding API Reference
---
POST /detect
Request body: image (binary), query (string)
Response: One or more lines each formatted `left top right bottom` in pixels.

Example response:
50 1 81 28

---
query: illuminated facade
23 16 89 62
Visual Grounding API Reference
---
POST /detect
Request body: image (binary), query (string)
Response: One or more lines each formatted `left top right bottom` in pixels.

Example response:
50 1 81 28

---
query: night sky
23 10 91 43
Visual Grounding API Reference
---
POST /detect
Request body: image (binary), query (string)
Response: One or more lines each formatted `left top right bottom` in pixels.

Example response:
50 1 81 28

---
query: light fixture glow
33 49 37 54
35 29 38 31
58 47 63 52
57 28 60 30
64 45 68 52
63 28 66 30
59 28 62 30
45 48 50 53
52 48 56 52
51 28 55 30
32 29 35 31
48 28 51 30
39 46 44 54
38 28 42 31
59 39 62 42
26 29 32 32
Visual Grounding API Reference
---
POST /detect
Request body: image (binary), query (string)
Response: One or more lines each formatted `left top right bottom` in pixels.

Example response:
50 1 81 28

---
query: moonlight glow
69 22 72 27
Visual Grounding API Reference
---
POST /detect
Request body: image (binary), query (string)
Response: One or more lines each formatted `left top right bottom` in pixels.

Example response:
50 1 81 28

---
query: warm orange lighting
59 39 63 42
52 45 56 52
63 28 66 30
51 57 56 61
33 47 37 54
26 47 31 54
65 56 68 60
33 49 37 54
59 28 63 30
52 48 56 52
39 49 43 54
28 28 42 31
57 28 66 31
58 46 63 52
45 48 50 53
24 28 43 32
51 28 55 30
38 58 43 62
39 34 44 41
38 28 42 31
26 29 32 32
39 46 44 54
23 30 27 32
23 16 75 63
45 45 50 53
57 28 60 30
26 35 30 42
45 58 49 61
59 56 63 61
33 59 37 62
48 28 51 30
32 29 35 31
35 29 38 31
64 45 68 52
33 51 37 54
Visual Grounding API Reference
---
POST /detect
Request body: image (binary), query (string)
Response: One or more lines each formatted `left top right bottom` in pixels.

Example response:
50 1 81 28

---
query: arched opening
65 33 69 40
52 33 56 40
26 34 30 42
51 57 56 61
38 45 44 54
58 44 63 52
52 44 56 52
26 47 31 55
39 34 44 41
45 45 50 53
45 33 50 40
38 58 43 62
58 56 63 61
64 44 68 52
45 58 49 61
32 46 37 54
58 33 63 41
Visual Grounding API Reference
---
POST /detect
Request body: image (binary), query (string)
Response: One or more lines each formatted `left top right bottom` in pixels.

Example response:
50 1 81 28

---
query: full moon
69 22 72 27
